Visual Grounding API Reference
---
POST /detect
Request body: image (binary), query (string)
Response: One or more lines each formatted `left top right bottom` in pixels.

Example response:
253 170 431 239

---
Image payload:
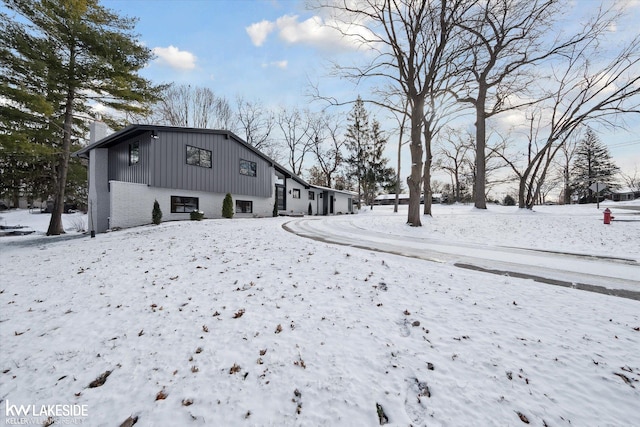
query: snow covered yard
1 204 639 426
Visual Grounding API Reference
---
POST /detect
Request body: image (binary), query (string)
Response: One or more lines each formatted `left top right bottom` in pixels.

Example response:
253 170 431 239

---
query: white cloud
262 60 288 69
275 14 361 50
152 46 197 70
246 14 371 51
246 20 276 46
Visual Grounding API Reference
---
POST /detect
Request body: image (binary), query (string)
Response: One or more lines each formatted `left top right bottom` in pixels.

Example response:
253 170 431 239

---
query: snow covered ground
1 203 639 426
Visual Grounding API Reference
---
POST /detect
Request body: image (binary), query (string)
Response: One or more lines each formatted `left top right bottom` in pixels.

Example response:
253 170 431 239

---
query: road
283 216 640 301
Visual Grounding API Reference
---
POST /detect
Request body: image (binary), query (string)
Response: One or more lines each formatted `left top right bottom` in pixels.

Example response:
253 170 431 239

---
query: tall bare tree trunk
407 101 424 226
474 90 487 209
422 127 433 216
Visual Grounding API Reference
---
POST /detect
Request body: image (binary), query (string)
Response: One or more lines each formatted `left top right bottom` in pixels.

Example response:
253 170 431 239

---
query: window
239 159 257 177
236 200 253 213
171 196 199 213
292 189 300 199
129 142 139 165
186 145 212 168
309 191 315 200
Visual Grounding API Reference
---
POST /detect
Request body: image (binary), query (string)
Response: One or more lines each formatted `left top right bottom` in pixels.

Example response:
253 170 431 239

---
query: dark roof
73 124 309 187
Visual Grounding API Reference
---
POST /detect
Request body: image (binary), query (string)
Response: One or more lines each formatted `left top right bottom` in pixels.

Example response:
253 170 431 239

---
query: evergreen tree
222 193 234 218
361 120 396 207
570 128 619 203
345 96 370 209
0 0 161 234
152 200 162 225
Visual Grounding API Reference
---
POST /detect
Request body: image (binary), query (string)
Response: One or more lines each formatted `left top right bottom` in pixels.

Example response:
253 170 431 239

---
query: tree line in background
2 0 639 232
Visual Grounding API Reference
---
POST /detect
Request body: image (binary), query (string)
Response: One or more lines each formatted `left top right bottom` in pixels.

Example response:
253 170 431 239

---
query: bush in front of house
152 199 162 225
190 210 204 221
222 193 234 218
503 194 516 206
273 197 278 217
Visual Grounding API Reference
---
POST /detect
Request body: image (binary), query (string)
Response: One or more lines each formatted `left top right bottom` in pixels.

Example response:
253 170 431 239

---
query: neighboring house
610 188 640 202
74 123 356 233
373 193 440 205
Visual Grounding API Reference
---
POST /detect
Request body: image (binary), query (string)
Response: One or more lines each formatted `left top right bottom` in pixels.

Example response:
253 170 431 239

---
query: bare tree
557 131 580 204
385 96 410 212
316 0 471 226
236 96 277 155
619 167 640 191
453 0 597 209
155 84 233 129
278 106 312 176
491 11 640 209
436 126 474 203
308 113 345 188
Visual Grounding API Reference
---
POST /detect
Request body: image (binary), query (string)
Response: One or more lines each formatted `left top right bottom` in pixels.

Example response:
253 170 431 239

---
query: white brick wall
109 181 275 230
285 178 311 215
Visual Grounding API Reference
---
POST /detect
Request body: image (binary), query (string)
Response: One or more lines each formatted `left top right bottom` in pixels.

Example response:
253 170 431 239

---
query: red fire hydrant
603 208 614 224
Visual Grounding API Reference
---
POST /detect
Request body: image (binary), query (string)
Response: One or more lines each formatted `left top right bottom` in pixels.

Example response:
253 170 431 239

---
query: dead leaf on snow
119 415 138 427
516 411 530 424
88 370 111 388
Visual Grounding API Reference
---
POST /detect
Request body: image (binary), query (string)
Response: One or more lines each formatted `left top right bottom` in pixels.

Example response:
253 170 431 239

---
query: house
74 123 356 233
609 187 640 202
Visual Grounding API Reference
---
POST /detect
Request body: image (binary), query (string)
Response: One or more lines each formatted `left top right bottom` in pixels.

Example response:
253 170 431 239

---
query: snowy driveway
284 215 640 300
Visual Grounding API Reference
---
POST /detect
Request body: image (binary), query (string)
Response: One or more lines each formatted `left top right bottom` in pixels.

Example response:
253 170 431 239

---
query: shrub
152 200 162 225
308 202 312 215
190 210 204 221
222 193 234 218
503 194 516 206
273 197 279 217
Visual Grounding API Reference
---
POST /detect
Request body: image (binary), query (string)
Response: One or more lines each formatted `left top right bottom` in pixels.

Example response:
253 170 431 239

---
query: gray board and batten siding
95 126 273 198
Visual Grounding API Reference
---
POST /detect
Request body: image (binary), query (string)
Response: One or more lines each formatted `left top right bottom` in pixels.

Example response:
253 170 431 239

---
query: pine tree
0 0 161 234
222 193 234 218
570 128 619 203
345 96 370 209
361 120 396 207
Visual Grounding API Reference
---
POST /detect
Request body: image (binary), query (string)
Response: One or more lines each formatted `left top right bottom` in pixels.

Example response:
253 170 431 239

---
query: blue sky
100 0 640 184
103 0 359 108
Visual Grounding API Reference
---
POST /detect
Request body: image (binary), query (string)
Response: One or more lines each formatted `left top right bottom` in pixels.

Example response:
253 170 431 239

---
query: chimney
90 120 110 144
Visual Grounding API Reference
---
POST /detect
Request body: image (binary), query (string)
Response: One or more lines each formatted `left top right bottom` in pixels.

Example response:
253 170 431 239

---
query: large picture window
186 145 212 168
129 142 139 165
171 196 199 213
236 200 253 214
239 159 257 177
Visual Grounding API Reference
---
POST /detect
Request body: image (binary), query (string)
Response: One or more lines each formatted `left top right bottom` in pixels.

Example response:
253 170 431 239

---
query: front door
276 185 286 211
